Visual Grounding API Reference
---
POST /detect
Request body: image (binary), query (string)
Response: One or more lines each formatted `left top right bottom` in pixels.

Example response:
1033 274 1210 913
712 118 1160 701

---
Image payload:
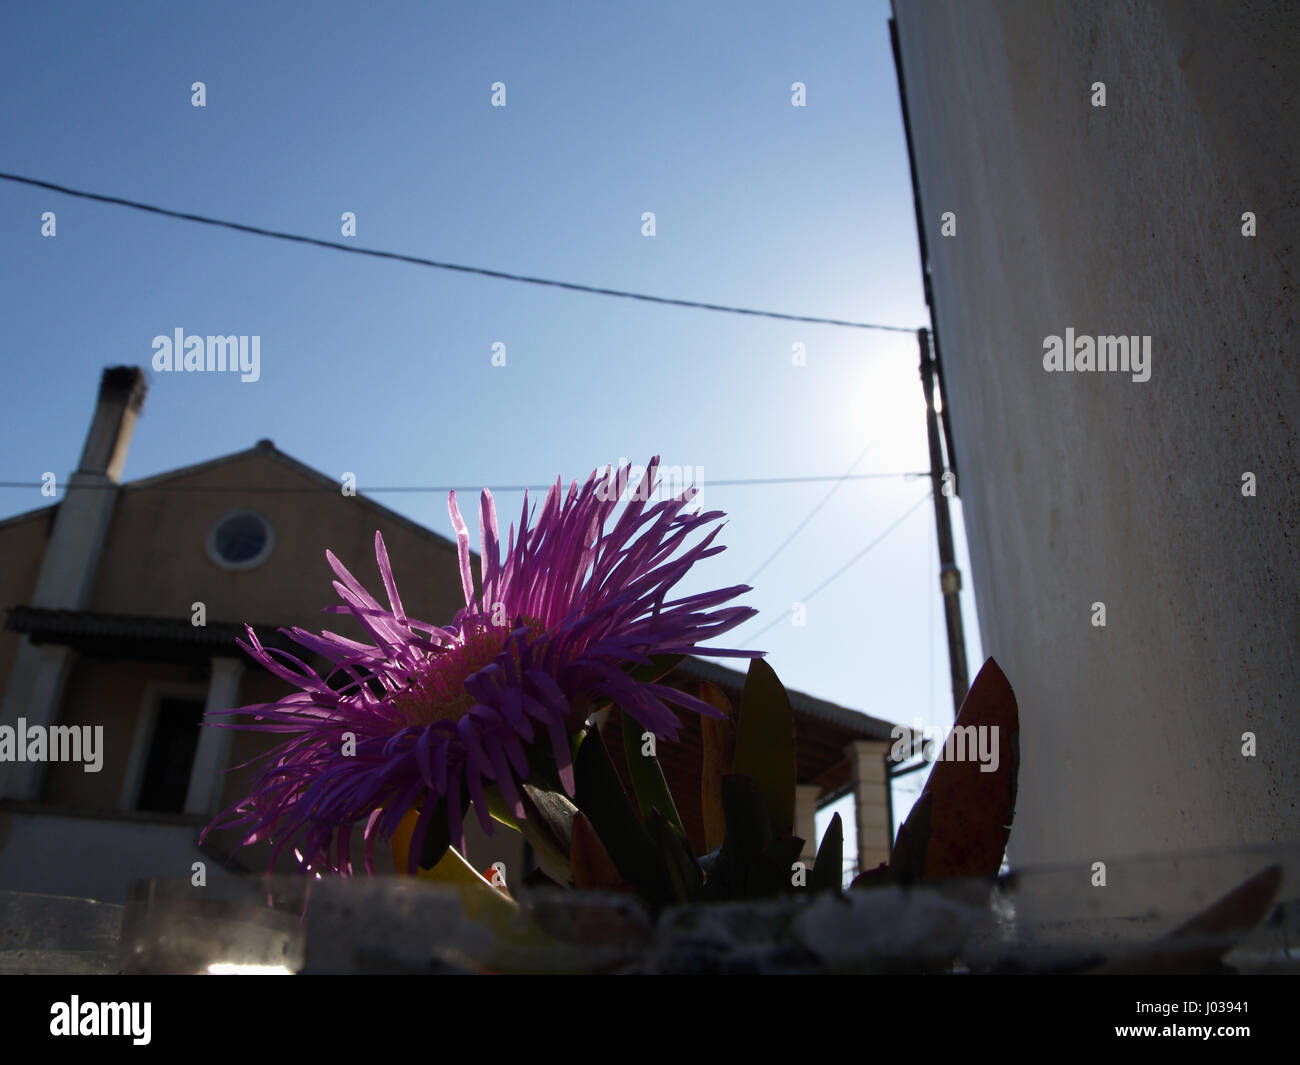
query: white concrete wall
892 0 1299 865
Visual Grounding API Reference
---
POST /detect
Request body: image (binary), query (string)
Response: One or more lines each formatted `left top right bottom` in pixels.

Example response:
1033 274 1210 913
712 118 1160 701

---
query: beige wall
2 445 523 889
41 657 202 810
0 510 53 700
90 450 469 633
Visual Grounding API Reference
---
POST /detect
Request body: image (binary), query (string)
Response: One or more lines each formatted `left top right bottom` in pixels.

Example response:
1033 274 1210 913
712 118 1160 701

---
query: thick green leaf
620 708 686 837
850 659 1016 890
734 658 796 839
392 812 517 930
569 810 623 890
698 681 734 853
702 774 771 900
720 773 773 856
890 790 932 885
573 727 674 911
850 861 892 890
415 790 471 870
646 810 704 904
518 729 574 795
484 783 522 831
809 812 844 892
518 782 578 886
914 657 1019 881
419 845 519 927
627 653 686 686
753 835 806 896
702 773 807 900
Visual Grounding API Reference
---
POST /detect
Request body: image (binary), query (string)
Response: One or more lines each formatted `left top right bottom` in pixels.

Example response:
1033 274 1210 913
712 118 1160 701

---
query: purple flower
201 458 759 876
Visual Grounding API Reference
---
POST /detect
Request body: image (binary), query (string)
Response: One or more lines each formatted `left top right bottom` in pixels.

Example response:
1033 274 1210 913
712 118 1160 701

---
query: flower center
390 617 539 726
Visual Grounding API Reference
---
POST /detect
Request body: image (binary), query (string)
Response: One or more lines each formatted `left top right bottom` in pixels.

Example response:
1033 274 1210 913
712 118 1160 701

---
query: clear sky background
0 0 981 865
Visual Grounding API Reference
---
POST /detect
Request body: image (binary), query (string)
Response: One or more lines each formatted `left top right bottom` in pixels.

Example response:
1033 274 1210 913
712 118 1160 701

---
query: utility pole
918 326 968 717
887 327 970 811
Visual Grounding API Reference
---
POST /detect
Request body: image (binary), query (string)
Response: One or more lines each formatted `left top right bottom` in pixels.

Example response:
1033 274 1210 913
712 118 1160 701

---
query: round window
207 510 275 570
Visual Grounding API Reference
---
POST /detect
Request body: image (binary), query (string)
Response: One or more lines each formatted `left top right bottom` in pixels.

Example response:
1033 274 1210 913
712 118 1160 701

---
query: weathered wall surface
89 449 468 632
892 0 1298 864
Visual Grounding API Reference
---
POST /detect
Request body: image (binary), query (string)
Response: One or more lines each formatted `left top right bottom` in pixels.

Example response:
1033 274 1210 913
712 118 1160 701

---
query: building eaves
4 605 298 656
674 656 899 741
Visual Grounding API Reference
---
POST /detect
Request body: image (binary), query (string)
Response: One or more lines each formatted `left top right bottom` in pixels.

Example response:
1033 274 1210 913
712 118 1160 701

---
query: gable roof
121 439 460 553
0 439 461 556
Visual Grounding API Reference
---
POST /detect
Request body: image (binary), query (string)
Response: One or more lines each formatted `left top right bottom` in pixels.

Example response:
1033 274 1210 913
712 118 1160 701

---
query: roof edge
121 441 461 555
0 499 57 532
675 656 899 740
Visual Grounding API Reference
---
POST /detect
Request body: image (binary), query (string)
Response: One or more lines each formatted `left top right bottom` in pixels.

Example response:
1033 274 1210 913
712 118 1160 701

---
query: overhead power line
0 470 929 495
0 171 920 334
745 440 874 584
738 489 933 645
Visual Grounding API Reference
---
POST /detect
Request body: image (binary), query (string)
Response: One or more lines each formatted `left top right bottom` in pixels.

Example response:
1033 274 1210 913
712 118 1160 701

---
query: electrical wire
744 441 874 584
0 470 930 495
0 171 921 334
736 489 933 645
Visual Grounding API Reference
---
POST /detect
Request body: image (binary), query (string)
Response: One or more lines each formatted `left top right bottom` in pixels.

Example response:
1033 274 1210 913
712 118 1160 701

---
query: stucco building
890 0 1299 865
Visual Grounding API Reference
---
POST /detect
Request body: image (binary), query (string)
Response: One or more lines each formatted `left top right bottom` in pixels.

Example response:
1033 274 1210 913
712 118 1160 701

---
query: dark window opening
137 698 205 813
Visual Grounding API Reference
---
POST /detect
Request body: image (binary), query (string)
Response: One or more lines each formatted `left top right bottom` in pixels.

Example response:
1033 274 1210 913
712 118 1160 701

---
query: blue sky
0 0 981 856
